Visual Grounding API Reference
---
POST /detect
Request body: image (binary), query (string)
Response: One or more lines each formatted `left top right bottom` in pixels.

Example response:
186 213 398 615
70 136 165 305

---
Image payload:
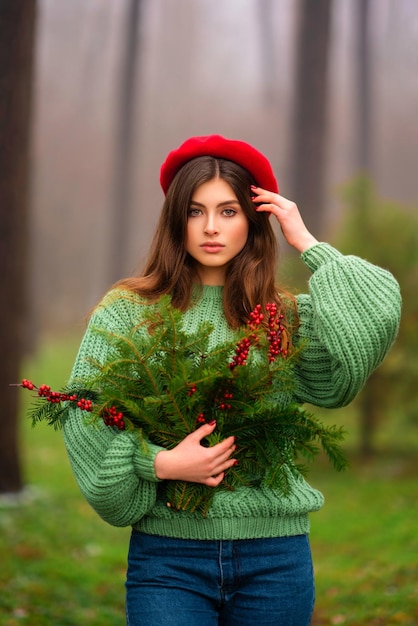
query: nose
204 213 219 235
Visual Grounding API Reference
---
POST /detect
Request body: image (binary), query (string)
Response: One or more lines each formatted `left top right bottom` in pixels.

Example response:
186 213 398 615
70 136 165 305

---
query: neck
196 267 226 286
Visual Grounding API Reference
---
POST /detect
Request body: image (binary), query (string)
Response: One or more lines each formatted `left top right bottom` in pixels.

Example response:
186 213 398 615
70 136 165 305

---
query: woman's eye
188 208 202 217
223 208 237 217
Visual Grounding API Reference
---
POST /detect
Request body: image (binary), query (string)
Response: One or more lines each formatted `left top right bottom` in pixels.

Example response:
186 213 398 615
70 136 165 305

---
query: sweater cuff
132 441 164 482
301 242 344 273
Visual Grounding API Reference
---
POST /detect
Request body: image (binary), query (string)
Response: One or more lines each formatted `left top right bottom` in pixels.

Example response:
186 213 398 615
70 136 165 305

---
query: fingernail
250 185 257 190
209 420 216 426
233 460 239 466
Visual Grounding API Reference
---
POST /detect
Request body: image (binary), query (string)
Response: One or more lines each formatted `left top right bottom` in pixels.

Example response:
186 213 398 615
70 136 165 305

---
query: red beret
160 134 279 195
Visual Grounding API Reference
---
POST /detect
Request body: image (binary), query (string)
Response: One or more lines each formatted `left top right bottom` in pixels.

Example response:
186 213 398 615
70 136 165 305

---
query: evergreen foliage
24 297 347 515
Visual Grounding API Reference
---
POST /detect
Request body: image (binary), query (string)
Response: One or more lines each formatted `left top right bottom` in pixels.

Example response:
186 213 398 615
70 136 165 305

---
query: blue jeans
125 531 314 625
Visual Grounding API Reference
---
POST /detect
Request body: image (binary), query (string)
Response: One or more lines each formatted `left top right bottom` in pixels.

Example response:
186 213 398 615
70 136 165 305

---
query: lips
200 243 225 253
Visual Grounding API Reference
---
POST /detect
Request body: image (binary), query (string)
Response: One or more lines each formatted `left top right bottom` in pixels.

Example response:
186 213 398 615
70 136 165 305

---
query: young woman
63 135 401 625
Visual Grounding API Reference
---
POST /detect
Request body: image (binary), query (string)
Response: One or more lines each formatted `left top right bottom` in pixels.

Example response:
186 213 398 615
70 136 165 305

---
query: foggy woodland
28 0 418 332
1 0 418 492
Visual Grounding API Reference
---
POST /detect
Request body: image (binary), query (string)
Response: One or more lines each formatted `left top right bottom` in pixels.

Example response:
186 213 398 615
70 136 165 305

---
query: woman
63 135 401 625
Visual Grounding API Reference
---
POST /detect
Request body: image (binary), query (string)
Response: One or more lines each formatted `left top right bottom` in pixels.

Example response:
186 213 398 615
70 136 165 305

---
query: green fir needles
20 296 348 515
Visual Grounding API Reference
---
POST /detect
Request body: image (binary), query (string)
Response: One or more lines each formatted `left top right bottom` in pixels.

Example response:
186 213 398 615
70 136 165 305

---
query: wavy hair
116 156 296 330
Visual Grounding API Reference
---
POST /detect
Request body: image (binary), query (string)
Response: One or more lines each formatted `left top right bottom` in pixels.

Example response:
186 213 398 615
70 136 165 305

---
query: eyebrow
189 200 241 208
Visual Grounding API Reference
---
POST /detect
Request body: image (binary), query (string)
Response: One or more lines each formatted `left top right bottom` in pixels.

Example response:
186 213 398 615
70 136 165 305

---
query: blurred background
1 1 418 624
27 0 418 329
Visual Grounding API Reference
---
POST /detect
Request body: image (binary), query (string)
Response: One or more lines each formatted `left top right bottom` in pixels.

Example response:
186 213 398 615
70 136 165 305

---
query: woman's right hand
251 186 319 253
154 421 237 487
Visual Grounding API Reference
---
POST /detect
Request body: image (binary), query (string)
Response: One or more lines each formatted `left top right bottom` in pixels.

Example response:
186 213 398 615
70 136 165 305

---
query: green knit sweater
63 243 401 540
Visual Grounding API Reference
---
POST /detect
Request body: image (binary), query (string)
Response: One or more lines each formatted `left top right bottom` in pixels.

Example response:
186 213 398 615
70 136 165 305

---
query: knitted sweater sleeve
294 243 401 407
63 292 164 527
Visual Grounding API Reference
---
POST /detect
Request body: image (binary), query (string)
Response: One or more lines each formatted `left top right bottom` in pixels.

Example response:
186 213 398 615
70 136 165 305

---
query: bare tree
109 0 142 283
354 0 376 456
357 0 371 173
0 0 37 493
256 0 276 103
290 0 332 237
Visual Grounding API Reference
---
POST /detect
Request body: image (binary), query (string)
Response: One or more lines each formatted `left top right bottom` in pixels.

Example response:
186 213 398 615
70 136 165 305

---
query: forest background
1 1 418 625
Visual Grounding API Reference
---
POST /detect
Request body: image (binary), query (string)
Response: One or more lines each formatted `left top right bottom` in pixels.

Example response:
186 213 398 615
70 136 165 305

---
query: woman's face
186 177 249 285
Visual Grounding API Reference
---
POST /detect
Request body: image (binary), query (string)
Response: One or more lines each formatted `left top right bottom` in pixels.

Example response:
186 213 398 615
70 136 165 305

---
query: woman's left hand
251 186 319 253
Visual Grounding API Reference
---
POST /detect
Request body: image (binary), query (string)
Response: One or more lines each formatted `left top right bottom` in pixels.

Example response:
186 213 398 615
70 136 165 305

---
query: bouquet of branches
20 296 347 515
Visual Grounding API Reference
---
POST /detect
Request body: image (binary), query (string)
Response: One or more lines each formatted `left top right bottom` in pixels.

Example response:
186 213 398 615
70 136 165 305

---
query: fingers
203 456 238 487
250 185 296 212
191 420 236 454
191 419 217 441
250 185 319 253
198 428 236 470
199 438 237 487
205 472 225 487
155 421 237 484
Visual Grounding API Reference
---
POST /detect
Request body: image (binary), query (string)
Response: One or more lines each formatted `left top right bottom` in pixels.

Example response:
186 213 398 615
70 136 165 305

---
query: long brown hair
116 156 296 330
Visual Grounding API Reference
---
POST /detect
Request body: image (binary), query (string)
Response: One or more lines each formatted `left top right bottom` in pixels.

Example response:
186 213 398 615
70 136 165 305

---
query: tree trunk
109 0 142 283
355 0 375 456
290 0 332 238
359 372 381 458
257 0 276 103
357 0 371 173
0 0 37 493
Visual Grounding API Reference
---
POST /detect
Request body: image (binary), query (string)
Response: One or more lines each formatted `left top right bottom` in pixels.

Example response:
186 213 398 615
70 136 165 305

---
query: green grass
309 453 418 625
1 334 131 625
1 335 417 625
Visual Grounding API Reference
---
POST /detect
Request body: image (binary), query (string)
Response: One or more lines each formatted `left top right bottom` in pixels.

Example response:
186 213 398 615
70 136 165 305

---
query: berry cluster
76 398 93 411
228 302 290 369
102 406 126 430
219 389 234 410
196 412 206 424
21 379 35 391
187 384 197 397
20 379 150 432
248 303 265 329
21 379 86 407
229 336 252 370
266 303 287 362
229 303 267 370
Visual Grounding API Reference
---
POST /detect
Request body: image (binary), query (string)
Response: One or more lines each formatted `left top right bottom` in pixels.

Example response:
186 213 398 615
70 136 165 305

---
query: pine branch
20 296 349 515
